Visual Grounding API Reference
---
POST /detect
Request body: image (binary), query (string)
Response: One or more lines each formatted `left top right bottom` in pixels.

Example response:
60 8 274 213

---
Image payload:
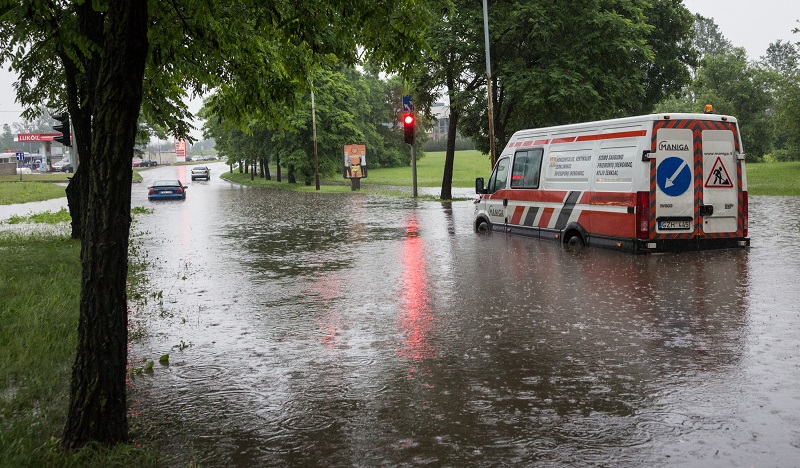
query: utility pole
483 0 497 168
311 88 320 190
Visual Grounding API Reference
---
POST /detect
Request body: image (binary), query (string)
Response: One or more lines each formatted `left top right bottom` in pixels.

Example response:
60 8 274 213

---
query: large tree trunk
62 0 148 449
440 108 459 200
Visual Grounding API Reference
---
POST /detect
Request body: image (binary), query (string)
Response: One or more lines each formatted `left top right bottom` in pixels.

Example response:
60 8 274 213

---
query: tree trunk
250 160 255 180
62 0 148 449
288 164 295 184
276 154 281 182
65 170 83 239
441 108 459 200
265 159 271 180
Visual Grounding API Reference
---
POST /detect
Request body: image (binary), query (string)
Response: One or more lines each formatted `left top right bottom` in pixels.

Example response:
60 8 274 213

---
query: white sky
1 1 799 135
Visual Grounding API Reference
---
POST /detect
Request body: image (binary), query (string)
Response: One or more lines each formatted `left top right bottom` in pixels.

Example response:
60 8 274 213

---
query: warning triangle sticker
705 157 733 188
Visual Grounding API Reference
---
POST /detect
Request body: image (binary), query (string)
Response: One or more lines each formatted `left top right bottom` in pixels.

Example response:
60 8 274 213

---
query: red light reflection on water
398 216 434 361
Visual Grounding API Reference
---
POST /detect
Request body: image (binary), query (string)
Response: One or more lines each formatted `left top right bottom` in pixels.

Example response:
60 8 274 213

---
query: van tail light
635 191 650 239
742 191 748 237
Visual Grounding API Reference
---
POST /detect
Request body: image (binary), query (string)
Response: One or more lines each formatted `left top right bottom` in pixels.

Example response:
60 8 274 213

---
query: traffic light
403 113 415 145
53 113 71 147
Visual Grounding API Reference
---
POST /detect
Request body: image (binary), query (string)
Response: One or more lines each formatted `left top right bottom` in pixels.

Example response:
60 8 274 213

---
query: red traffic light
402 113 415 144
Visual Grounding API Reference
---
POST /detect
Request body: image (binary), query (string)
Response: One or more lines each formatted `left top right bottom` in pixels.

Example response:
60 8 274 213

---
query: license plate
659 220 690 230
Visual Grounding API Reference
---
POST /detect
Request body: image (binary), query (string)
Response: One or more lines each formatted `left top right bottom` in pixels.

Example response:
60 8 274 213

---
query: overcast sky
1 1 799 134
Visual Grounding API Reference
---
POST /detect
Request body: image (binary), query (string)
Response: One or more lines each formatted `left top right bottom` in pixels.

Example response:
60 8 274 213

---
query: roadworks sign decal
705 157 733 188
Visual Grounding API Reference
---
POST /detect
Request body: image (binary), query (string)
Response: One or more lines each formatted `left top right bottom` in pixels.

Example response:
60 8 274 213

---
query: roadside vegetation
0 209 158 466
0 172 143 205
0 232 157 466
745 161 800 196
0 181 66 205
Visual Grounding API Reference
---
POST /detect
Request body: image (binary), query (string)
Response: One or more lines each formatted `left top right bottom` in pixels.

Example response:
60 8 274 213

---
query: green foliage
448 0 695 154
204 66 417 185
694 49 776 161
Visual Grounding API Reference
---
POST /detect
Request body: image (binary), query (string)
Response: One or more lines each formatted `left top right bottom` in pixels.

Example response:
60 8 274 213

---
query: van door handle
503 198 508 207
699 204 714 216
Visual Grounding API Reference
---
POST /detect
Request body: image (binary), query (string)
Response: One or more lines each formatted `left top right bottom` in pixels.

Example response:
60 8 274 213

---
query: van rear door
654 127 695 236
701 129 739 234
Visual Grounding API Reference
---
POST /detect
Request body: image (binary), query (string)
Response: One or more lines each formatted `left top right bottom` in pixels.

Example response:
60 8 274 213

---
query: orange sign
343 144 367 179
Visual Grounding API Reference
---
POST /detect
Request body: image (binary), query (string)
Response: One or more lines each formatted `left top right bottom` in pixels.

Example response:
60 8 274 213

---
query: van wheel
566 234 585 248
477 220 491 233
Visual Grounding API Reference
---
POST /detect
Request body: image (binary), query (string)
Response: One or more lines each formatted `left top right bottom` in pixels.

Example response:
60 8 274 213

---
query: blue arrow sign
657 156 692 197
402 95 413 112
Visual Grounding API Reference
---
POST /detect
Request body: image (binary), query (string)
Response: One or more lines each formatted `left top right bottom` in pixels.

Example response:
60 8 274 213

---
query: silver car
191 165 210 181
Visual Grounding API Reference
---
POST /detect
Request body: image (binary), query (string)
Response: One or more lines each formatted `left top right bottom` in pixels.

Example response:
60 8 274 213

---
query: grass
0 182 67 205
745 161 800 196
0 173 143 205
362 149 492 187
0 209 160 466
3 208 72 224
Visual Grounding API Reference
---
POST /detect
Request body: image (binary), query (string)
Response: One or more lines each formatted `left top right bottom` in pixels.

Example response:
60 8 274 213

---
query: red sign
175 139 186 157
16 133 62 142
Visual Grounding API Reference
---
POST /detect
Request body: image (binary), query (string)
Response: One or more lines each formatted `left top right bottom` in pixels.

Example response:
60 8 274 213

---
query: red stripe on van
505 190 569 203
550 137 576 144
510 205 525 225
575 130 647 142
538 208 554 227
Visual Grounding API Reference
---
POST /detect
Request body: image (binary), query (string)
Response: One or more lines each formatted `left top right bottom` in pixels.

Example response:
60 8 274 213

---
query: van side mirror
475 177 486 194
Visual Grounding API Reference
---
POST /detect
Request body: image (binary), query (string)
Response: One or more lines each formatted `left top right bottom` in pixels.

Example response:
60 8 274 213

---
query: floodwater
70 164 800 465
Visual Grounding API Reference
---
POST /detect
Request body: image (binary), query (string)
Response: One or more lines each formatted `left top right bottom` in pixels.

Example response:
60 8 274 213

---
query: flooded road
128 164 800 466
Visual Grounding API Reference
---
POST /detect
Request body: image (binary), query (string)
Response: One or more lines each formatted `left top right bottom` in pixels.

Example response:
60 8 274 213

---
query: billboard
342 144 367 179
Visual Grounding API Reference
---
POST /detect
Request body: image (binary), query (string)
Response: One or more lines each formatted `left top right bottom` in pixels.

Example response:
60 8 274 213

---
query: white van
474 113 749 253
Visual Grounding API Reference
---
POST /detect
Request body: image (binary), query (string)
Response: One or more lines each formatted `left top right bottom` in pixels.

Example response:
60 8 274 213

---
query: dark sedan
148 179 187 200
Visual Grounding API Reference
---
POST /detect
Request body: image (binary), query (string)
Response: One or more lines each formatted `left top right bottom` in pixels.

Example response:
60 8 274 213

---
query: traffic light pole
411 143 418 198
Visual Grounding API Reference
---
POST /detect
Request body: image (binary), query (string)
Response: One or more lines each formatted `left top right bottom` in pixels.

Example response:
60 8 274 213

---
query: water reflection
127 172 800 467
398 214 434 362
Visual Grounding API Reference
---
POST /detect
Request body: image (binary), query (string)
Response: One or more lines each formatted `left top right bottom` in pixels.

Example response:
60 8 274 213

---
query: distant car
147 159 158 166
191 165 210 181
52 161 70 171
148 179 187 200
132 160 142 168
60 163 74 173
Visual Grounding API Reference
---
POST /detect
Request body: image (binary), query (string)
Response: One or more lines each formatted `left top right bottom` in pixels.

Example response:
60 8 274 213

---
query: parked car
132 160 142 168
191 165 210 181
60 163 74 173
146 159 158 166
148 179 187 200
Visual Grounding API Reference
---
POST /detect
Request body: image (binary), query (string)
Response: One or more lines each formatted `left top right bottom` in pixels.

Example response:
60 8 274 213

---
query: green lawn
363 150 492 187
745 161 800 196
0 233 157 466
0 181 67 205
